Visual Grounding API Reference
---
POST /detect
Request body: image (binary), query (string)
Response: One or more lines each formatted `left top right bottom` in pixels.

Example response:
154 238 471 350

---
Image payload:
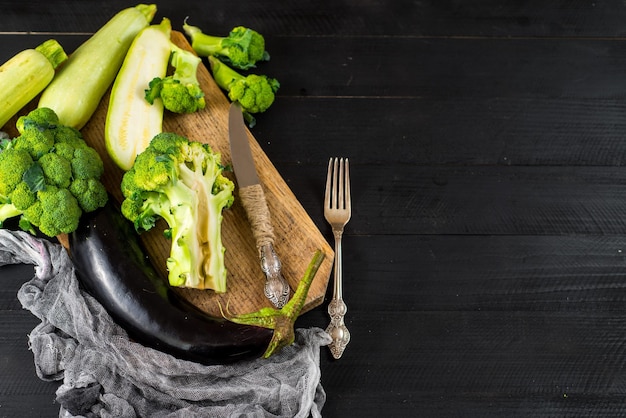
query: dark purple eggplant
68 199 273 365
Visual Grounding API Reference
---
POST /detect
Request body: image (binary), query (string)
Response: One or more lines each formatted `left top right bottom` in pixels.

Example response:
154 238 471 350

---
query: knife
228 103 291 308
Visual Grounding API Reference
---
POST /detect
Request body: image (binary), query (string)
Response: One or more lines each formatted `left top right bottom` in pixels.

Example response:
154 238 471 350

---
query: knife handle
239 183 275 248
239 183 291 308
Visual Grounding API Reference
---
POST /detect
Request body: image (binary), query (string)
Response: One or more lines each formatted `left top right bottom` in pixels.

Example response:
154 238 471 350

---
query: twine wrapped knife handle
239 183 291 308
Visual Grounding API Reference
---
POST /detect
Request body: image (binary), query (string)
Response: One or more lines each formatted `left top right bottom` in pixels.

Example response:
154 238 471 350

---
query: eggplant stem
220 249 325 357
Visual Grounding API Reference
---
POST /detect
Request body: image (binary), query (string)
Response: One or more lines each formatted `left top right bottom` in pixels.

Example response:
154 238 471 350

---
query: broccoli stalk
0 198 21 222
120 132 235 292
183 22 270 70
208 56 280 128
145 44 206 114
0 108 107 237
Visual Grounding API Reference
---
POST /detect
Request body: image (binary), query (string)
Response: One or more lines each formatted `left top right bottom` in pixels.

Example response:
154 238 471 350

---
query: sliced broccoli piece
120 132 234 292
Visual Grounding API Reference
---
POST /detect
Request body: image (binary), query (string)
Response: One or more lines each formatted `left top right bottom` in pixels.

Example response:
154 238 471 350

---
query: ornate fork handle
326 228 350 359
327 298 350 359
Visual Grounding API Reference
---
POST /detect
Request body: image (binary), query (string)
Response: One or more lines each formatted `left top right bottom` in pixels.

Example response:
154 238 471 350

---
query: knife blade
228 103 290 308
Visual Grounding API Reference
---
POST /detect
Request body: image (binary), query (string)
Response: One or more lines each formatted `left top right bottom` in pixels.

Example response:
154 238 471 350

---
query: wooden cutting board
6 31 333 317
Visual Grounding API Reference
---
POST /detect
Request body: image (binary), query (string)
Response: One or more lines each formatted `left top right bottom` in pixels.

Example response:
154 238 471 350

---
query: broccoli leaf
23 162 46 193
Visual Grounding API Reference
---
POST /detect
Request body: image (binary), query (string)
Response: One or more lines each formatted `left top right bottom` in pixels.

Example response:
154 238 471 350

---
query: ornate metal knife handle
259 243 290 308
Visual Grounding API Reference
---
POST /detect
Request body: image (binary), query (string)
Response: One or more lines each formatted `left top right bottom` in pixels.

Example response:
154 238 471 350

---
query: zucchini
69 198 273 365
0 39 67 129
105 18 172 171
38 4 157 129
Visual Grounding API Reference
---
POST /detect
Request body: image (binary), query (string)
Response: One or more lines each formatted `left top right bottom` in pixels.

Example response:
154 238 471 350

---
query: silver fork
324 157 352 359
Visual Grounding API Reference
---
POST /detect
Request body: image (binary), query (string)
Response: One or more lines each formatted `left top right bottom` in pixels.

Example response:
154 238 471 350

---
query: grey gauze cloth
0 229 331 417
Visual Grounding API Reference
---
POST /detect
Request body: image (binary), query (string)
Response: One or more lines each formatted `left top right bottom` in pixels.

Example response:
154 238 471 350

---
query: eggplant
68 199 273 365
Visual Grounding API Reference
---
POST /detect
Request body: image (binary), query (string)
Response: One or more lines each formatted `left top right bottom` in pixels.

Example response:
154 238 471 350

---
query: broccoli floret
69 178 108 212
208 56 279 128
71 147 104 180
54 125 86 147
36 186 82 236
0 107 108 237
13 128 55 160
121 132 235 292
10 182 36 210
16 107 59 134
145 43 206 114
183 22 270 70
23 201 43 228
39 153 72 188
54 126 89 161
0 148 33 196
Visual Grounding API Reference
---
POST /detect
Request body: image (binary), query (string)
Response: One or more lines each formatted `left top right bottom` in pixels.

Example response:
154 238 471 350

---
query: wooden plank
264 37 626 99
292 235 626 316
306 309 626 417
277 164 626 236
5 0 626 38
1 32 333 316
254 96 626 167
0 396 60 418
299 234 626 416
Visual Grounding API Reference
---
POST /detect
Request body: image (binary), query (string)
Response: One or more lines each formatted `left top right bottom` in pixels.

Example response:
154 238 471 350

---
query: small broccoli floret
23 201 43 228
121 132 234 292
183 22 270 70
71 147 104 180
37 186 82 236
16 107 59 134
54 125 85 147
0 107 108 237
13 128 55 160
39 153 72 188
208 56 279 128
0 148 33 196
69 178 108 212
145 44 206 114
10 182 36 210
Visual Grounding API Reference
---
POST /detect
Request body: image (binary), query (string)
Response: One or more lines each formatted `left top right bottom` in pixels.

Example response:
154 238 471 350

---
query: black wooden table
3 1 626 416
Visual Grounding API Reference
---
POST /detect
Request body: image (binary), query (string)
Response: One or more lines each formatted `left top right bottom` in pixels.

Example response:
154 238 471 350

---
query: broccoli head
183 22 270 70
208 56 280 128
145 44 206 114
120 132 234 292
0 107 108 237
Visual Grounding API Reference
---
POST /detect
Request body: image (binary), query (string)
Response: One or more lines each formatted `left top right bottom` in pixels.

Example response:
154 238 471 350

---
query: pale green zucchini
38 4 157 129
0 39 67 129
105 18 172 171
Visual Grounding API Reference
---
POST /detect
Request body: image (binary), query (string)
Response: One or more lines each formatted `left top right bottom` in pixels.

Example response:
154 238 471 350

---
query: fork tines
325 157 351 216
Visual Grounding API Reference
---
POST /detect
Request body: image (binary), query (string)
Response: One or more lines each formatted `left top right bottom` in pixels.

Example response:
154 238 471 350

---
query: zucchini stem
221 249 325 358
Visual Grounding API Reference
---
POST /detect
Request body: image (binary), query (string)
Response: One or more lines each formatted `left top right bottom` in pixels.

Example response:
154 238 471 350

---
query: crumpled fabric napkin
0 229 331 417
